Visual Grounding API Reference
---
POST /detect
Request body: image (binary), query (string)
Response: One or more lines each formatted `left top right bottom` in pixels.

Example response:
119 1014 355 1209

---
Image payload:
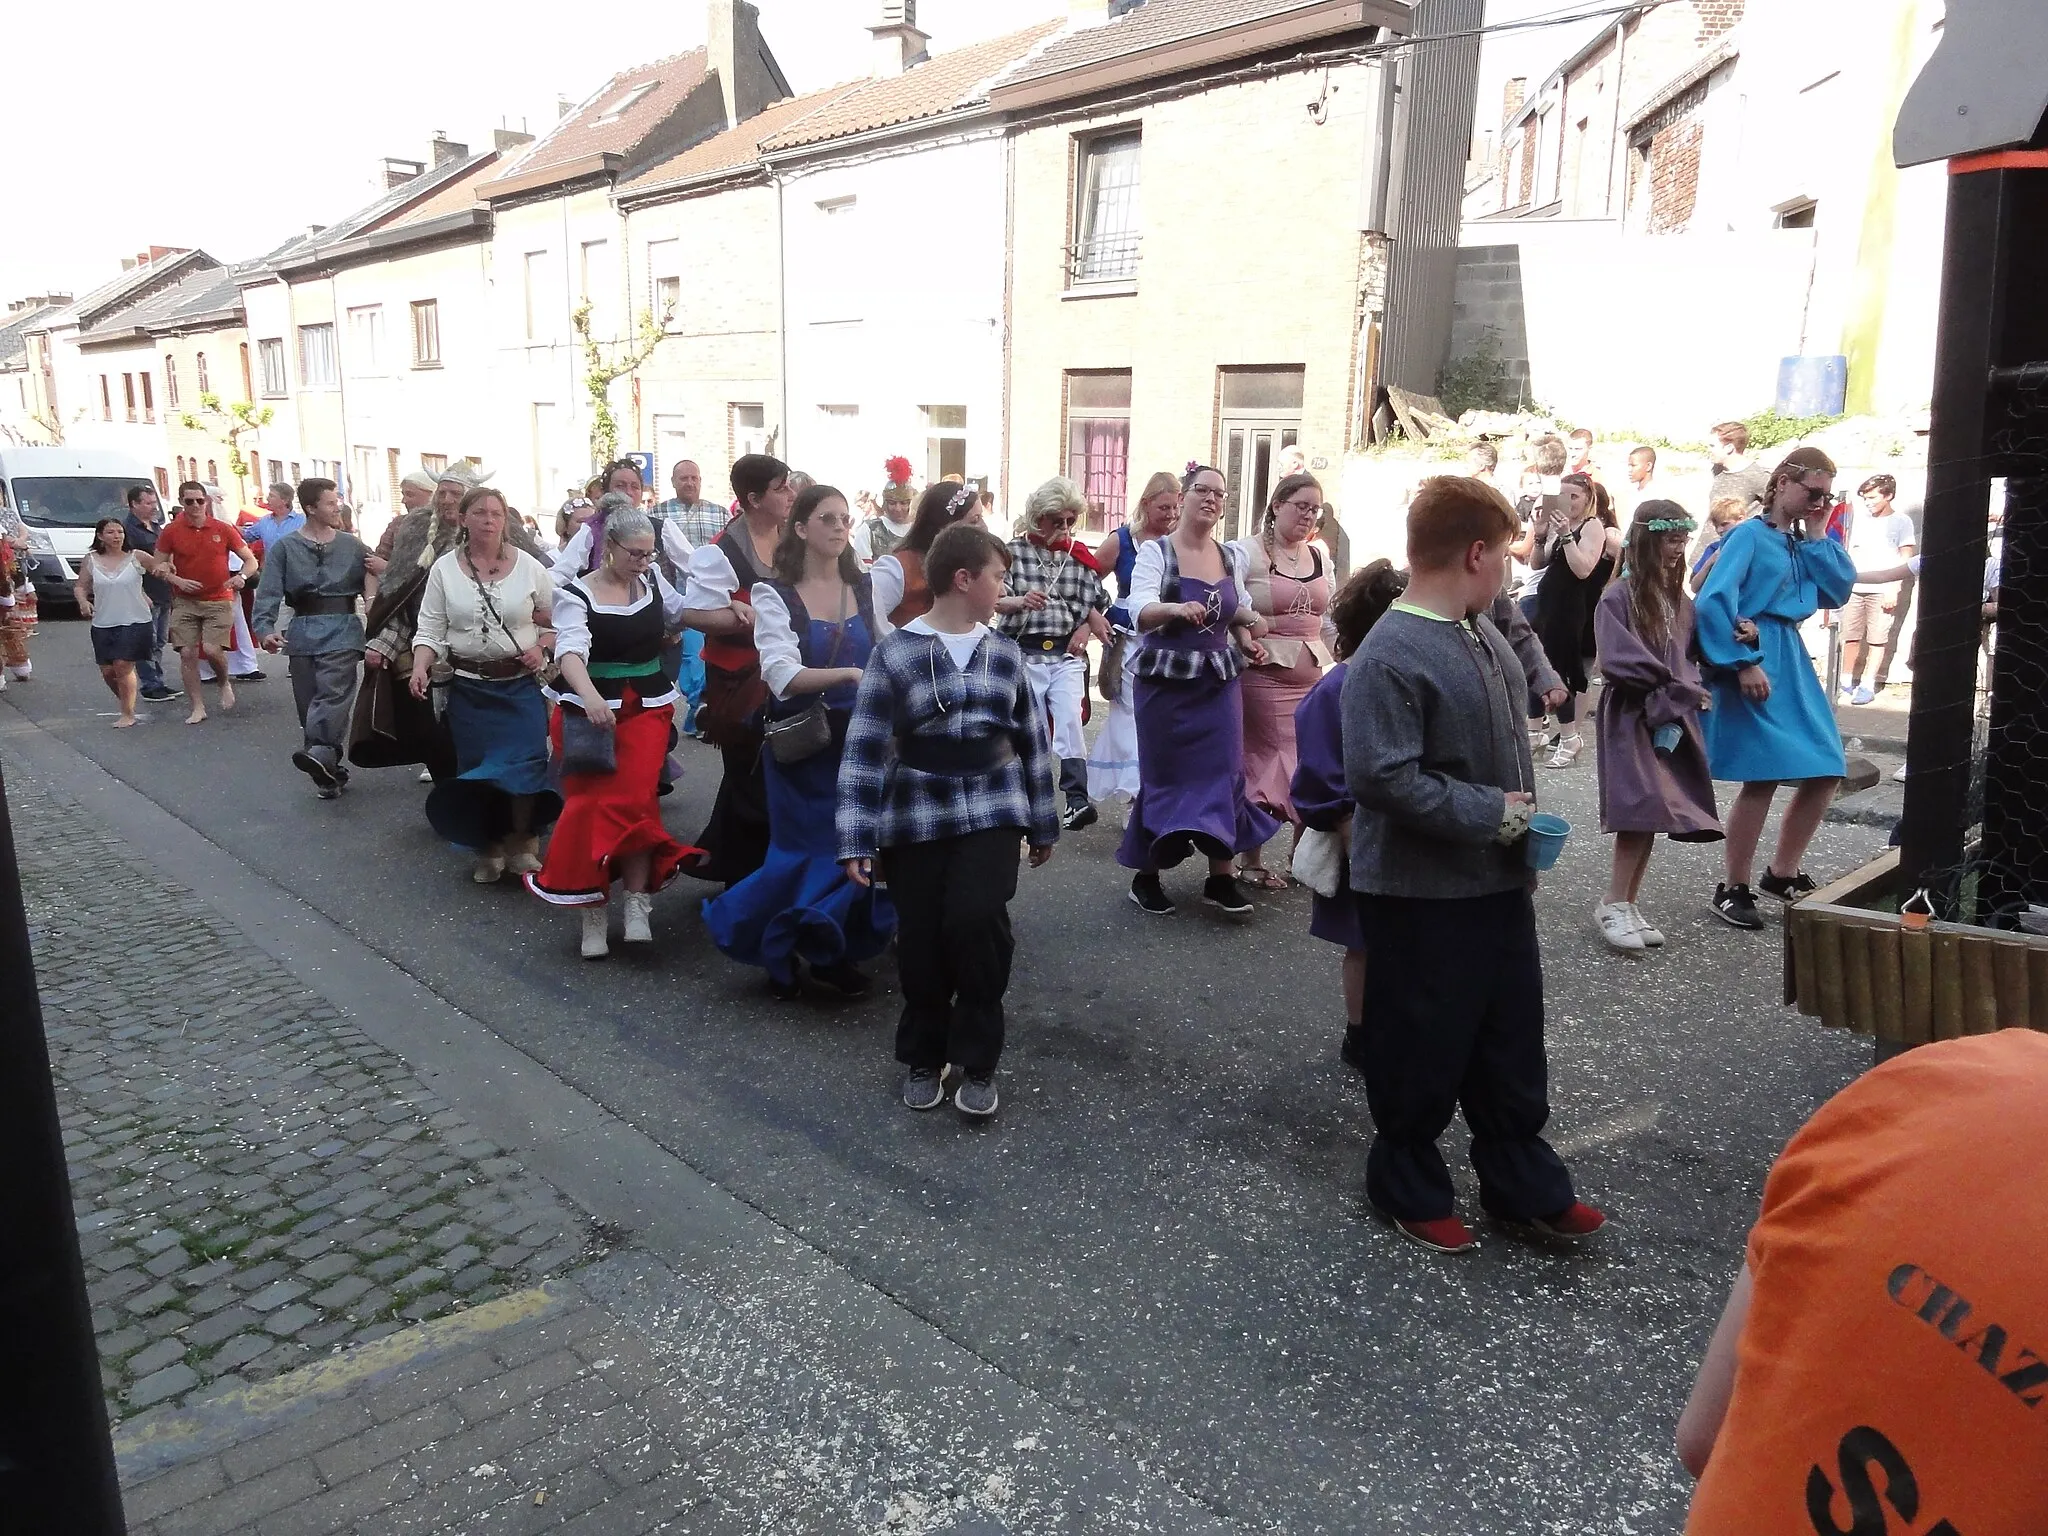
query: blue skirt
91 621 154 665
1702 620 1847 784
426 675 562 850
702 728 895 983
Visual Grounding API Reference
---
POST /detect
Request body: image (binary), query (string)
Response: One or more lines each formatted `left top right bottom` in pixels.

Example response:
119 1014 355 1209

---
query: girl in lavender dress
1592 500 1723 952
1117 464 1278 917
1291 560 1408 1068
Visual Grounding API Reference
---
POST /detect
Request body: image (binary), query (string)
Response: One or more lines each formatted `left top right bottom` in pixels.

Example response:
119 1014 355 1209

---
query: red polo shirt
155 516 251 603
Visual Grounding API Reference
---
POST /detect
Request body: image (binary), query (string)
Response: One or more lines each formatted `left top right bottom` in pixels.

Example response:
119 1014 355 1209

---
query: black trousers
1354 888 1575 1222
886 828 1022 1076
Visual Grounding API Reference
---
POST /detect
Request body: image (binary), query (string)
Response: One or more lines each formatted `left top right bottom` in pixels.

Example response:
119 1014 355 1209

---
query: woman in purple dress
1592 500 1722 953
1291 560 1408 1067
1117 464 1277 916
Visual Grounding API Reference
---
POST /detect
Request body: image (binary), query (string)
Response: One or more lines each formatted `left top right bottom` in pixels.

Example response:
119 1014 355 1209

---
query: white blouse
550 569 687 660
681 541 745 611
415 548 551 662
551 518 694 587
750 583 892 701
869 553 907 621
1127 537 1253 620
85 553 154 628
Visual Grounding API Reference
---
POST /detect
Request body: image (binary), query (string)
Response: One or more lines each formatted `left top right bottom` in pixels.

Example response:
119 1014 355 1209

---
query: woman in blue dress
703 485 896 999
1693 446 1855 931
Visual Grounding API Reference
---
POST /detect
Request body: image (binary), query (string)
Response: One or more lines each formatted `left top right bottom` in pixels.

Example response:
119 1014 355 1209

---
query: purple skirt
1117 669 1280 870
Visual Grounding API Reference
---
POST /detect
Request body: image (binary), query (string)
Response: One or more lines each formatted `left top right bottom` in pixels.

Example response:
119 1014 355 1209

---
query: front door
1219 420 1299 545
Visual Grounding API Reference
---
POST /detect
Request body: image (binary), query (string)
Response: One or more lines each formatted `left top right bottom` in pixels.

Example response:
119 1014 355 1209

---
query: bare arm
1563 521 1605 579
1676 1264 1752 1480
73 556 95 616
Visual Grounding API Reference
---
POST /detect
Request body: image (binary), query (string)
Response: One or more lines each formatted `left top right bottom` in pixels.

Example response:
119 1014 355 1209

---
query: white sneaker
418 767 434 783
1893 762 1908 783
1850 685 1877 707
580 907 610 959
1628 903 1665 947
1596 902 1647 952
622 891 653 944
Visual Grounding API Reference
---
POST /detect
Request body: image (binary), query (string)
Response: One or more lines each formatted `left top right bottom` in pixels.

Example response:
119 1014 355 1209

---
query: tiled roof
618 84 859 194
760 19 1065 152
383 154 505 228
0 303 60 368
995 0 1362 90
489 49 711 189
57 249 213 331
81 263 249 341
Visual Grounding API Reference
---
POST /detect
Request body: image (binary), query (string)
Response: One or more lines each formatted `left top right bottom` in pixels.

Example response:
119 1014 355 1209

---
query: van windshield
13 476 150 527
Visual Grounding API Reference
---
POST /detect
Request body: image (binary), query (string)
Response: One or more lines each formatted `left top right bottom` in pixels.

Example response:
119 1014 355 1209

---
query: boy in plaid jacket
839 525 1060 1119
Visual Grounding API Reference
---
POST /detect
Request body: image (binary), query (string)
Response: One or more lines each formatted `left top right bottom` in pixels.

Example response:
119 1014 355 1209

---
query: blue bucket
1524 812 1570 871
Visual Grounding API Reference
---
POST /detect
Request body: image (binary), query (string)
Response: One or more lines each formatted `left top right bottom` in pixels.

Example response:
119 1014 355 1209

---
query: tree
179 394 274 507
573 300 669 469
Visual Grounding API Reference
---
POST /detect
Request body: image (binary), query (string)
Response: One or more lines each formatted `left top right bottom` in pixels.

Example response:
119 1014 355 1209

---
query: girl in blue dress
1693 446 1855 931
703 485 896 999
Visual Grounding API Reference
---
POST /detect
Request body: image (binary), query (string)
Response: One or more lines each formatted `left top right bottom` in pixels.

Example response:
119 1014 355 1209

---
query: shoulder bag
761 582 850 765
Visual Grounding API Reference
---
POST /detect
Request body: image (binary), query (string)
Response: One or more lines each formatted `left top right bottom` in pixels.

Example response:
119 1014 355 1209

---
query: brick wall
1694 0 1745 42
1643 116 1705 233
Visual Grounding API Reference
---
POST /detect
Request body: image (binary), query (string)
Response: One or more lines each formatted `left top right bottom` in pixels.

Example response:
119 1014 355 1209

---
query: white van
0 446 158 610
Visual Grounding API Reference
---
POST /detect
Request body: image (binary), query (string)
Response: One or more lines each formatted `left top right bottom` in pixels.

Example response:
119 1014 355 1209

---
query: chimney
381 155 426 189
867 0 930 79
556 95 575 121
707 0 781 129
1503 76 1526 124
1068 0 1111 27
494 126 535 153
430 132 469 167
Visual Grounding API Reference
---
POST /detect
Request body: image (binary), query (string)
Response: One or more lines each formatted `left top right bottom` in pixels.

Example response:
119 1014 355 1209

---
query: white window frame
411 300 441 367
298 323 338 388
345 305 384 376
257 337 287 396
1070 130 1142 287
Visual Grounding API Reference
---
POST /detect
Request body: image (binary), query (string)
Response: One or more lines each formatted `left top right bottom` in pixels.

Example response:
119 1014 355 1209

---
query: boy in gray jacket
1341 476 1604 1255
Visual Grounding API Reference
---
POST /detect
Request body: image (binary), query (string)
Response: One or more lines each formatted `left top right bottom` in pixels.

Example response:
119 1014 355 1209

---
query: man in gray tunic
254 478 380 798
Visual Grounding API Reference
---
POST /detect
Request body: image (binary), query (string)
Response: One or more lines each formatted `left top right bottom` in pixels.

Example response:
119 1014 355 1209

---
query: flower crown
945 483 976 516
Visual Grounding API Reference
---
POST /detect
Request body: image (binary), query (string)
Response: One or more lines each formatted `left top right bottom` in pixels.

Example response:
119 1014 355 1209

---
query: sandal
1238 866 1290 891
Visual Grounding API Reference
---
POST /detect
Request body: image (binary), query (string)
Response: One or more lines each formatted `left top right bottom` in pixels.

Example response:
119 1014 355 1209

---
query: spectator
154 479 259 724
1527 473 1614 767
1623 445 1659 508
1706 421 1769 513
1566 428 1597 479
1840 473 1917 705
122 484 180 701
1689 496 1754 594
241 483 305 560
1467 441 1500 486
1677 1031 2048 1530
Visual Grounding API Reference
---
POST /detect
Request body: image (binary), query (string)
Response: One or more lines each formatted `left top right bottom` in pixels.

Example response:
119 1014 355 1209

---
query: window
1070 131 1141 286
730 402 768 461
1064 371 1131 532
257 338 287 395
166 355 180 407
141 373 154 423
1775 199 1818 230
421 453 449 475
595 81 657 123
196 352 210 395
813 199 861 322
289 462 301 485
351 446 380 508
410 300 441 366
123 374 137 422
298 323 337 386
523 250 555 342
648 237 681 326
154 467 169 495
922 404 967 485
346 306 384 374
100 375 112 421
578 240 615 335
239 343 252 401
267 459 283 487
205 459 218 486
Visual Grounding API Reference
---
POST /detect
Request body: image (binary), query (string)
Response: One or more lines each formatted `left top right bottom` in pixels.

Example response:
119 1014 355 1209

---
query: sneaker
140 684 181 702
1544 734 1584 769
767 969 804 1002
292 748 339 788
1201 873 1254 915
1850 684 1877 707
902 1066 946 1111
1595 901 1647 952
1061 801 1099 832
1522 1200 1608 1240
1893 761 1907 783
1129 871 1175 916
810 961 872 998
315 784 341 801
1340 1024 1368 1073
580 908 610 960
1388 1213 1480 1254
1628 903 1665 948
1711 882 1764 930
418 767 434 783
1759 867 1818 902
954 1072 999 1118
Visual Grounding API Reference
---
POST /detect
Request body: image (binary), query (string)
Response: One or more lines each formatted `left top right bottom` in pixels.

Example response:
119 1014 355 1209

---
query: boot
471 843 506 883
580 907 610 959
622 891 653 944
503 833 543 875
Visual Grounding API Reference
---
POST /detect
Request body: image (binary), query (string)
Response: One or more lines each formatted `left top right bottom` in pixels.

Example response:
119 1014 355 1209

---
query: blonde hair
1025 476 1088 528
1708 496 1751 531
1133 471 1179 513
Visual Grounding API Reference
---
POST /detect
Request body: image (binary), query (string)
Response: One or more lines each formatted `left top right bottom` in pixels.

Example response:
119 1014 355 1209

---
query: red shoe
1525 1201 1607 1240
1391 1214 1480 1254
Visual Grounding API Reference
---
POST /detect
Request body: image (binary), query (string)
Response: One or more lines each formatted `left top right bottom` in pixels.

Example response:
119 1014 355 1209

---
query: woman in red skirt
526 505 699 958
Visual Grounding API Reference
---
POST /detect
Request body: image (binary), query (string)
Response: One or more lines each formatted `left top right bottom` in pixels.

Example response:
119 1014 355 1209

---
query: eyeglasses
1186 485 1225 501
611 545 659 563
810 512 852 529
1277 498 1322 516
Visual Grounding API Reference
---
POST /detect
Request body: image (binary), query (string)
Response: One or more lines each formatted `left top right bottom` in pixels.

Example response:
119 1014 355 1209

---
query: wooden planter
1785 848 2048 1041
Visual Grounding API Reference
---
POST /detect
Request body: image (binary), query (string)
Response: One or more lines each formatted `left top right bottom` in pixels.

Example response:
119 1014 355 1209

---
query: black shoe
768 970 804 1002
316 785 341 801
292 749 338 788
140 684 181 702
954 1072 999 1118
1340 1025 1368 1073
1061 801 1099 832
810 961 872 998
230 669 264 681
1201 873 1254 915
902 1066 946 1111
1129 871 1175 916
1758 867 1818 902
1711 883 1764 930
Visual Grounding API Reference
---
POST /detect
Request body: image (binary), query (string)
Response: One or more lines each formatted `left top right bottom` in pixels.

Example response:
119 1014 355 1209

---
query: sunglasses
809 512 853 529
1793 482 1833 507
179 497 209 506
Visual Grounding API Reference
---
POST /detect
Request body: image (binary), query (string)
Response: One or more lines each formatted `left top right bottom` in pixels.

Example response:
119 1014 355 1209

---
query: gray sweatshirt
1341 605 1535 899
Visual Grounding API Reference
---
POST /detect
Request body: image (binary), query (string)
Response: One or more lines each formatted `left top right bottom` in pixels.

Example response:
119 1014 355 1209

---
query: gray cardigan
1341 606 1535 899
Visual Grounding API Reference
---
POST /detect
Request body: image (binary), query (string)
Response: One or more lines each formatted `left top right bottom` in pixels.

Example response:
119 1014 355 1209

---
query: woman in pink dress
1232 472 1333 888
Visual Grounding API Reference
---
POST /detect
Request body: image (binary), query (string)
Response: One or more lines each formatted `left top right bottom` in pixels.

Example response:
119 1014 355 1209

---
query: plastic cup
1524 812 1571 871
1652 722 1683 755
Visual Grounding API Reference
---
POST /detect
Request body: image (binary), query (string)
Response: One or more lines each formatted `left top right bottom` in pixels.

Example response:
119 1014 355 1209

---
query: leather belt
451 656 529 681
895 733 1018 776
289 594 357 615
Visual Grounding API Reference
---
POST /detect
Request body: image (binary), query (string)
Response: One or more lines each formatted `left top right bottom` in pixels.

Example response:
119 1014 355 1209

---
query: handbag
761 582 850 766
559 704 618 775
1291 825 1345 899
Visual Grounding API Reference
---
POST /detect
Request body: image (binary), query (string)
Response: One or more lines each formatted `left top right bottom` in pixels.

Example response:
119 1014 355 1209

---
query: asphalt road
6 618 1887 1534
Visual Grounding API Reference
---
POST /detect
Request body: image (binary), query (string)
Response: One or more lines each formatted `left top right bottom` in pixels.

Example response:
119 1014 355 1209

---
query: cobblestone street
26 776 601 1423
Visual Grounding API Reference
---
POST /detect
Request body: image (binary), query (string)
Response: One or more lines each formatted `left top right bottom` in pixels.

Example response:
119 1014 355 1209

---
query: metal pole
0 758 127 1531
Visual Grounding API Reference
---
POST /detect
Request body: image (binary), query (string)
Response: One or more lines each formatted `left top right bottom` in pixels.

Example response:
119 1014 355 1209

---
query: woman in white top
702 484 895 1001
527 507 695 958
409 487 560 884
74 516 157 727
